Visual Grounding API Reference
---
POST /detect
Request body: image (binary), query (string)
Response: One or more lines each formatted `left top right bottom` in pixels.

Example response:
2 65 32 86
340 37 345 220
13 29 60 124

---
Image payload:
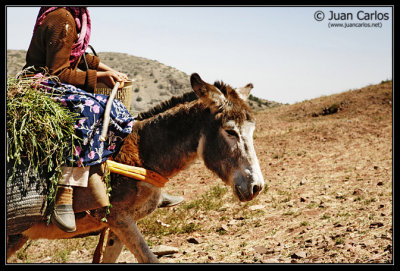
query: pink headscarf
34 7 91 66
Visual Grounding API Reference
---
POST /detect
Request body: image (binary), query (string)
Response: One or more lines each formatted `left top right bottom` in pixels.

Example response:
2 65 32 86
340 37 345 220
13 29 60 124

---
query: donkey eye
225 129 239 138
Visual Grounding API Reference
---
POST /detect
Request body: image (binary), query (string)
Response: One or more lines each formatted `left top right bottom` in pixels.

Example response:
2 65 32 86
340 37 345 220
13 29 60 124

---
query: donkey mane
136 81 232 121
135 80 252 123
136 91 198 121
213 81 232 96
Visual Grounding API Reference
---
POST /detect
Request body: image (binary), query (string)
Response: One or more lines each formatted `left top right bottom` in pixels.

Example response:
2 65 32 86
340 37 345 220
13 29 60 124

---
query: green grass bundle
7 74 81 206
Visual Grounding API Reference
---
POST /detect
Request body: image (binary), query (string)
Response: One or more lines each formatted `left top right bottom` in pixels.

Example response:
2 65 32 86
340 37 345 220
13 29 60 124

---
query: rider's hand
115 71 128 82
97 71 126 89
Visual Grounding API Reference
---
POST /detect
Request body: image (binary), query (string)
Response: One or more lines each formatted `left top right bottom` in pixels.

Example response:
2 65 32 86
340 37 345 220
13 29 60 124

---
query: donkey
7 73 264 263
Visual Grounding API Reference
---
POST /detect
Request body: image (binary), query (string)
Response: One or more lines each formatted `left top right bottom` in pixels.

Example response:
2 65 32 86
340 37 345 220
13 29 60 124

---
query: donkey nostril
252 184 262 196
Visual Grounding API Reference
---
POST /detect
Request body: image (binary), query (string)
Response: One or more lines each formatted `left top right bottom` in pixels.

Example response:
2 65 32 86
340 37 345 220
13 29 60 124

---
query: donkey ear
190 73 226 108
235 83 253 101
190 73 207 96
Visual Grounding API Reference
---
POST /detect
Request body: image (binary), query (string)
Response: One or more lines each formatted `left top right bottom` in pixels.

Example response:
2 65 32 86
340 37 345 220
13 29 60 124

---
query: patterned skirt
41 80 135 167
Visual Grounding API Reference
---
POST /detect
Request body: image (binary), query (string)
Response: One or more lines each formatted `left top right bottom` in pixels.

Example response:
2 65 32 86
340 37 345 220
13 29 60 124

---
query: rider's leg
52 166 89 232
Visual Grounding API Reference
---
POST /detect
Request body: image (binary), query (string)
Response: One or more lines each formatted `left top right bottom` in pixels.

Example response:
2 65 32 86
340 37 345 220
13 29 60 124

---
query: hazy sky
6 6 392 104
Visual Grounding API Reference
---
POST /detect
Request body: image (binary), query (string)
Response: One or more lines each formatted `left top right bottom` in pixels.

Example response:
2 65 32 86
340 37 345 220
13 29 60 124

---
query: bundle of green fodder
7 72 81 207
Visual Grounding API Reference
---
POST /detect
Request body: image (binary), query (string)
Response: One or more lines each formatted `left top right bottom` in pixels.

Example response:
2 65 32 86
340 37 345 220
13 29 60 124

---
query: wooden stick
99 81 120 142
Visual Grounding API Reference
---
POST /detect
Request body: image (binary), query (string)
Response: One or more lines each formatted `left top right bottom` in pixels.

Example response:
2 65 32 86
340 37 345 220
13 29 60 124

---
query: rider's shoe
51 185 76 232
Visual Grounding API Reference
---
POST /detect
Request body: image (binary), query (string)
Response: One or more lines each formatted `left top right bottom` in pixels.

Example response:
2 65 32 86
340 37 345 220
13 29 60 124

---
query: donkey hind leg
6 234 29 260
101 230 124 263
109 216 158 263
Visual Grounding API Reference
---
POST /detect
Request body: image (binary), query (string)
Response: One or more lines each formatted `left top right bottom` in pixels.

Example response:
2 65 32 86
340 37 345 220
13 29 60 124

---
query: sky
6 6 393 104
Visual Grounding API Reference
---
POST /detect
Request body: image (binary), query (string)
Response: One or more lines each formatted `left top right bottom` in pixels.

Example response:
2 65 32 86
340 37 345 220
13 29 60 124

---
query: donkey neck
115 100 210 178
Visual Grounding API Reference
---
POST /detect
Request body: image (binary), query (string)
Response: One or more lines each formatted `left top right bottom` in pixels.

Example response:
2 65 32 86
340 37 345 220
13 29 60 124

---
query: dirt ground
7 81 393 264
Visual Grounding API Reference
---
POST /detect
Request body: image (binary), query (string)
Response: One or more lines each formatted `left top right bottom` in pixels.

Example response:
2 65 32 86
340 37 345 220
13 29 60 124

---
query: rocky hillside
7 50 280 115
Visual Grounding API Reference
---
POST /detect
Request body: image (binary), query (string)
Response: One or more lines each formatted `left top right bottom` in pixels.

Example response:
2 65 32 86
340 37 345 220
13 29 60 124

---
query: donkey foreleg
109 216 158 263
101 230 124 263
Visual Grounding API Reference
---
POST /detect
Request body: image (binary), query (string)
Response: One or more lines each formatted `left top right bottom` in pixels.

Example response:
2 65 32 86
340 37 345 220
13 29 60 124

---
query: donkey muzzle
233 167 264 202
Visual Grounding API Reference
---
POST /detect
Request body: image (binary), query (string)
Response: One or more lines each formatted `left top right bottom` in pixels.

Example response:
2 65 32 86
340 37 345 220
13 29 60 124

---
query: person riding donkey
22 6 183 232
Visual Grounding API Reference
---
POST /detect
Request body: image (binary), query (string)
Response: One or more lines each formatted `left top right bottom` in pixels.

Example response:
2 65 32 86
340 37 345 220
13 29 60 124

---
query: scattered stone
156 219 170 227
227 219 238 226
377 181 384 186
187 237 201 244
370 222 384 228
152 245 179 256
253 246 269 255
216 225 229 234
253 246 275 255
384 244 392 253
249 205 264 211
353 188 364 195
300 178 307 185
333 222 343 228
363 240 375 247
335 192 345 199
305 242 313 248
300 197 307 202
346 226 354 232
261 256 280 263
291 251 307 259
197 251 208 257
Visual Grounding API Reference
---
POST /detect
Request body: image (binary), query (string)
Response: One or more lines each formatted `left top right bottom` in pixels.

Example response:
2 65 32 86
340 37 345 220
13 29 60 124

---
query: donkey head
191 73 264 202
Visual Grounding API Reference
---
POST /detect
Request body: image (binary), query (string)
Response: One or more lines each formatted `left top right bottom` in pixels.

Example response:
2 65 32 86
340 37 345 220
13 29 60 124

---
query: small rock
363 240 375 247
370 222 384 228
249 204 264 211
384 244 392 253
261 256 280 263
335 192 345 199
377 181 383 186
227 219 239 226
152 245 179 256
156 219 170 227
353 188 363 195
187 237 201 244
300 197 306 202
346 227 354 232
253 246 269 255
216 225 229 234
197 251 208 257
300 178 307 185
291 251 307 259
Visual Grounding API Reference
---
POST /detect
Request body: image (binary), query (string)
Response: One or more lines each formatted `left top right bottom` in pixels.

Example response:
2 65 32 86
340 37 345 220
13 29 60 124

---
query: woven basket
6 160 48 235
95 80 133 110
